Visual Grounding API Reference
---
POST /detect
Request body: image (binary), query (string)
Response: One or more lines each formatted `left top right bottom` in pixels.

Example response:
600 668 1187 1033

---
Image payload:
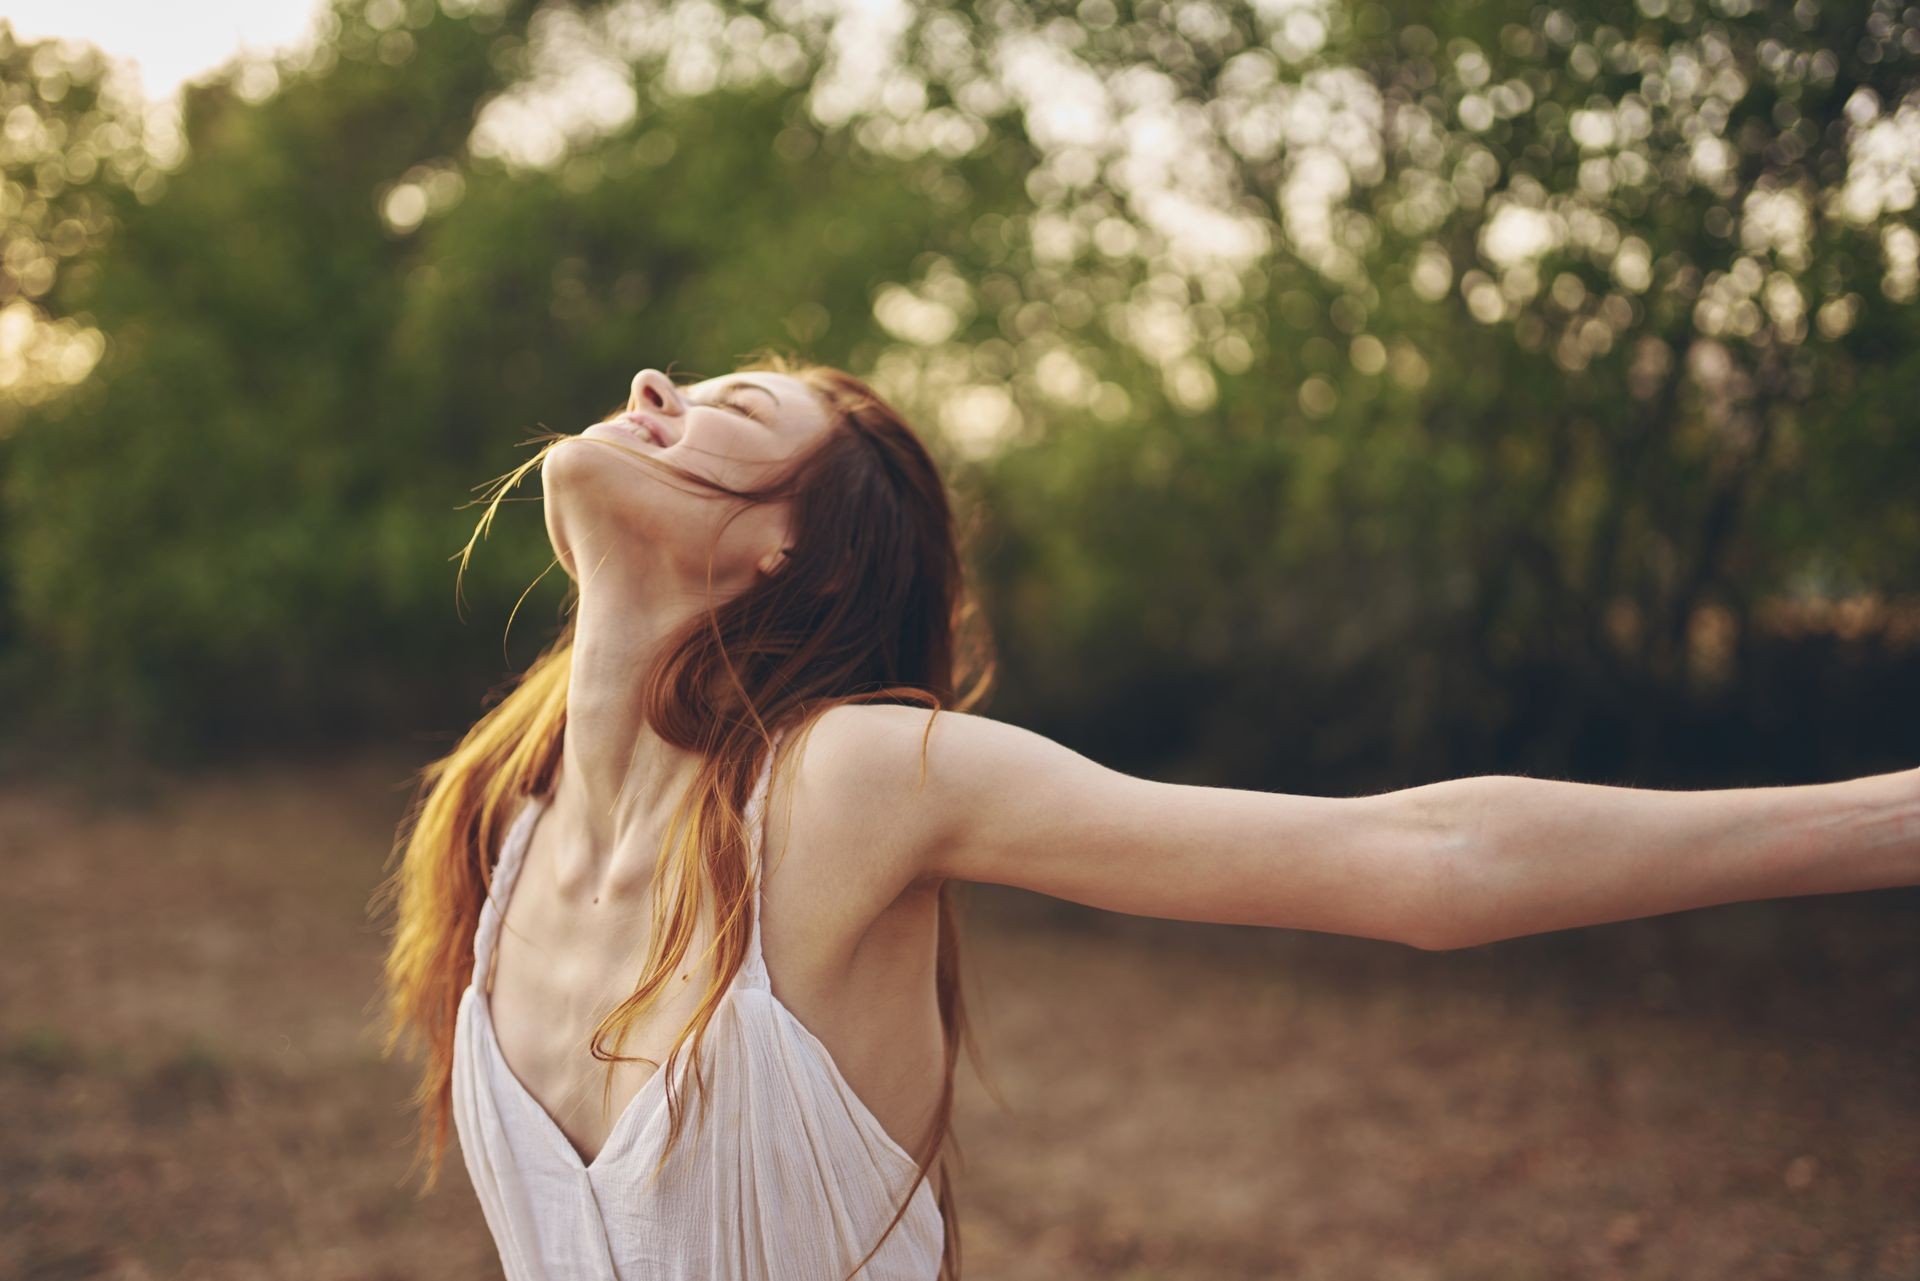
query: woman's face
541 367 835 593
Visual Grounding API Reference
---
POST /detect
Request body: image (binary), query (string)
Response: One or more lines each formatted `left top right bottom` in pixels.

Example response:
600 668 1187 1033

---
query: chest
481 799 946 1167
483 866 721 1162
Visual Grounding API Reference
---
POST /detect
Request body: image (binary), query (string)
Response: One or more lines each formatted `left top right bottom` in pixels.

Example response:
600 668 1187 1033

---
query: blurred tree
2 0 546 754
816 0 1920 786
0 24 157 680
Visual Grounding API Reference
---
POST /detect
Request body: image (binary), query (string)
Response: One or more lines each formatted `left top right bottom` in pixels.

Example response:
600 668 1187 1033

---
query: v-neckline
472 976 684 1173
475 790 761 1174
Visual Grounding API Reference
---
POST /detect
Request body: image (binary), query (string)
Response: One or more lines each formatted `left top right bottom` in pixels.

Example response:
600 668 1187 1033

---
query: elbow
1405 901 1482 953
1389 782 1489 953
1402 912 1472 952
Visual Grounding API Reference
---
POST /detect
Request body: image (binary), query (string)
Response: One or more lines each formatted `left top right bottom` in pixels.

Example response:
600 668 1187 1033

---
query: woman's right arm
804 704 1920 952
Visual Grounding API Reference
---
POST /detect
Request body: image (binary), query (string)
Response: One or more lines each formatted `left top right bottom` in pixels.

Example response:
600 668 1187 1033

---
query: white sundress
449 729 946 1279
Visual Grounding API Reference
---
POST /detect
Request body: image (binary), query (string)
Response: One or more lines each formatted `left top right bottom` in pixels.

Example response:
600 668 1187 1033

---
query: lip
614 410 668 446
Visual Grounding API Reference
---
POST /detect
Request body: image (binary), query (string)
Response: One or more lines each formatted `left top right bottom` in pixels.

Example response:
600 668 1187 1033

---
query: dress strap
472 792 544 993
742 726 786 981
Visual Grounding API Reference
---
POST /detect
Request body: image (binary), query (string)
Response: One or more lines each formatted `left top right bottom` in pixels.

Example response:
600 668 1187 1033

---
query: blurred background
2 0 1917 1276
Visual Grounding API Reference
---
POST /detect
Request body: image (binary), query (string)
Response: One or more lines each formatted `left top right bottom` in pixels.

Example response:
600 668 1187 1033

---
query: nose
629 369 682 416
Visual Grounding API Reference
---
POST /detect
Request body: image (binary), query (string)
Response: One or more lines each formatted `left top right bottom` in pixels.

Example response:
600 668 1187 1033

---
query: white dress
450 729 946 1279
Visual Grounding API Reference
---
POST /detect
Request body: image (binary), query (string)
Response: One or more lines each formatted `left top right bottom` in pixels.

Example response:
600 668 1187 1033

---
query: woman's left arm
1395 764 1920 950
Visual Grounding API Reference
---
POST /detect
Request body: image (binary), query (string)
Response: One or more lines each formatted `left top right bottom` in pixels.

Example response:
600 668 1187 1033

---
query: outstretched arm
1391 765 1920 949
800 706 1920 953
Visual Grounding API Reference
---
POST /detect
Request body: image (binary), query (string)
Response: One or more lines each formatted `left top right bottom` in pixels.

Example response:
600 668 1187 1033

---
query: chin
544 428 651 497
541 440 660 557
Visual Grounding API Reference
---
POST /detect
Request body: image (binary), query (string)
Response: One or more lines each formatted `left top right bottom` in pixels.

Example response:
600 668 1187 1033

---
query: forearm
1403 764 1920 950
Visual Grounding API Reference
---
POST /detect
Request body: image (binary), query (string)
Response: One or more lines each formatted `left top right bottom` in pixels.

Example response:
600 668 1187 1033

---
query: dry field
2 747 1916 1280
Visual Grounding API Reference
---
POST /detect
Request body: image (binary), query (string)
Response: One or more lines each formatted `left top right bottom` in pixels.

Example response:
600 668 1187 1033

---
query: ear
756 546 792 577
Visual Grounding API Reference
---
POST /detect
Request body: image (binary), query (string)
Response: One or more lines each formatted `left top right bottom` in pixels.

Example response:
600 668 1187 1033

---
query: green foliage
950 0 1920 783
0 0 1916 781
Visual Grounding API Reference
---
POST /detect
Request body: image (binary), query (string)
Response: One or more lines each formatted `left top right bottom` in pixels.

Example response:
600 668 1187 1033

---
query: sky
1 0 329 103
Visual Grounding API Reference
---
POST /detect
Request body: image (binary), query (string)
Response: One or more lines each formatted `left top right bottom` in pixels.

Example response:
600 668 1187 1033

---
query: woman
375 352 1919 1280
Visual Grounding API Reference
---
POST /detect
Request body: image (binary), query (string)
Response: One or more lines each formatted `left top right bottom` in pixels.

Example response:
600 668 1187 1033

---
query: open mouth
612 411 665 445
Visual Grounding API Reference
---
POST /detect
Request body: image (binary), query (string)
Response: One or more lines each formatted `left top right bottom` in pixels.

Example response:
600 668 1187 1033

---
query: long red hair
370 351 996 1278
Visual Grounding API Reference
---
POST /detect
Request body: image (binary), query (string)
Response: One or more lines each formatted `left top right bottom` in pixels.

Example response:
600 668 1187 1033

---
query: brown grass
1 748 1916 1280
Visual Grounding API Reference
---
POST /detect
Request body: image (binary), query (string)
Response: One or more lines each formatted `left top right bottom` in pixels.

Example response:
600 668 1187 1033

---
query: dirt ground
2 747 1916 1280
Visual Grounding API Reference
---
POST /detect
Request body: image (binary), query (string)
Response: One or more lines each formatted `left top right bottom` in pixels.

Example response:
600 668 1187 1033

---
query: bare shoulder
755 703 970 969
783 702 1096 893
775 701 972 892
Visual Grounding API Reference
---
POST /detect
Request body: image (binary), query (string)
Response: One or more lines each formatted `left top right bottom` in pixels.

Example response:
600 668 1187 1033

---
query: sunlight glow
1 0 328 103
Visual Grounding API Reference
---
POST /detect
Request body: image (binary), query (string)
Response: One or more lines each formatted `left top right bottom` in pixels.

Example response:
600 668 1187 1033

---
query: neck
556 564 728 878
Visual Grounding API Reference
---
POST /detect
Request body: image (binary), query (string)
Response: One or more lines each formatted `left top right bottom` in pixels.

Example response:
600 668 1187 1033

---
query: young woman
375 353 1919 1281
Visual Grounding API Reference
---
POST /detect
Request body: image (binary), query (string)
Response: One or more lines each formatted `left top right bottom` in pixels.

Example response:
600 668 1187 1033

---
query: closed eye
695 395 763 422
